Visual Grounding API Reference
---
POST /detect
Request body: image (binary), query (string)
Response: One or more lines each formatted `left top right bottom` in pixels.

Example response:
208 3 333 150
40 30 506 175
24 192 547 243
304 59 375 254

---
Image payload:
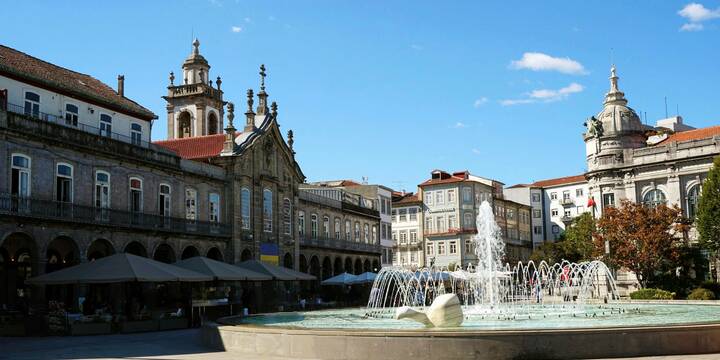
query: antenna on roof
664 96 668 118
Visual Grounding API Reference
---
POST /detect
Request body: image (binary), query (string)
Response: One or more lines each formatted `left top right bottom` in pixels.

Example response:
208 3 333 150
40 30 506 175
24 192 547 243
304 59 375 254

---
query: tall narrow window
687 185 701 219
95 171 110 209
425 191 433 205
462 187 472 203
129 178 143 213
11 154 31 198
241 187 250 229
24 92 40 118
185 188 197 220
447 189 456 204
354 222 360 242
100 114 112 137
263 189 273 232
283 198 292 235
311 214 318 238
372 225 378 243
55 164 73 203
159 184 171 217
448 215 456 230
298 211 305 238
323 216 330 238
435 191 444 205
209 193 220 223
409 208 417 221
436 216 445 233
345 220 351 240
131 123 142 146
364 224 370 243
464 213 473 229
65 104 78 127
334 218 341 239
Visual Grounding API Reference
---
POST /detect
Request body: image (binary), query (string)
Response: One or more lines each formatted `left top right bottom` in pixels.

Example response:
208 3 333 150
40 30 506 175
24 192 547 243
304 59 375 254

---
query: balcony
559 198 575 206
166 83 223 102
299 236 381 254
0 193 230 238
561 216 574 224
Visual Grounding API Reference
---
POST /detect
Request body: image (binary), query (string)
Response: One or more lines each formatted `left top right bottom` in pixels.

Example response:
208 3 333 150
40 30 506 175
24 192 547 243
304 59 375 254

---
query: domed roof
183 38 210 68
589 66 643 136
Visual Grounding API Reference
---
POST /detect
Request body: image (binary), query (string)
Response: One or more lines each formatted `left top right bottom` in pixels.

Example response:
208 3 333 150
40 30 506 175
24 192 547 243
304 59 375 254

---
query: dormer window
24 91 40 118
65 104 79 127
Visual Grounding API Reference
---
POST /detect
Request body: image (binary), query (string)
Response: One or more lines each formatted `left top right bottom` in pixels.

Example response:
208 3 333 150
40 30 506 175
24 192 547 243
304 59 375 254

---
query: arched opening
0 233 37 308
207 247 223 261
363 259 371 273
181 246 200 260
309 256 321 279
87 239 115 261
45 236 80 274
642 189 667 208
240 249 252 262
344 257 353 274
153 244 176 264
124 241 147 257
334 257 343 275
283 253 293 269
208 112 219 135
372 260 380 272
299 254 308 273
321 257 332 280
178 111 192 138
354 259 363 275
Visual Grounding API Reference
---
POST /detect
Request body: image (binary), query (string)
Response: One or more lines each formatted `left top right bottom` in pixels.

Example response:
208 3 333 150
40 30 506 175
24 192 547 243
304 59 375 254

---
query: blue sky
2 1 719 191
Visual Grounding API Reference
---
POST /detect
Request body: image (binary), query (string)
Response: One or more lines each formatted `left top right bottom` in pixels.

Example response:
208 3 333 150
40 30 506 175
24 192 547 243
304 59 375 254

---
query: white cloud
510 52 586 75
453 122 468 129
473 97 488 108
501 83 584 106
471 148 481 155
231 26 242 33
680 22 704 31
244 17 252 23
410 44 424 51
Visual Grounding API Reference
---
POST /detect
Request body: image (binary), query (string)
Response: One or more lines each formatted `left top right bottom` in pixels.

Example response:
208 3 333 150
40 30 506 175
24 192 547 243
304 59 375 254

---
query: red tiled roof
530 174 586 188
393 193 421 205
153 134 229 160
0 44 155 120
507 183 530 189
656 125 720 145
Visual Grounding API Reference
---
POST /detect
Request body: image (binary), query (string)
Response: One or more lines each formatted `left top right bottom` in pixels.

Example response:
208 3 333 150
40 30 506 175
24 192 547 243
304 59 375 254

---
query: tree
697 157 720 253
558 212 596 263
529 242 562 265
593 200 684 287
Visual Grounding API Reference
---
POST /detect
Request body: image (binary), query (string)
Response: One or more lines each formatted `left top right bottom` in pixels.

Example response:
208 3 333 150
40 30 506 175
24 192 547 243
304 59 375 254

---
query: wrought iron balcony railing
0 193 230 238
299 235 381 254
559 198 575 206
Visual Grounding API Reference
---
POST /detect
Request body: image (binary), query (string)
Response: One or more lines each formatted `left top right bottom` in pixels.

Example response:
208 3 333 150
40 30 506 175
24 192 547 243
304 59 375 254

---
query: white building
391 192 424 267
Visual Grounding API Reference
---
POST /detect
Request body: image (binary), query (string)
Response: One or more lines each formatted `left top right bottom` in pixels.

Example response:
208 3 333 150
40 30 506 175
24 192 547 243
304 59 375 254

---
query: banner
260 243 279 265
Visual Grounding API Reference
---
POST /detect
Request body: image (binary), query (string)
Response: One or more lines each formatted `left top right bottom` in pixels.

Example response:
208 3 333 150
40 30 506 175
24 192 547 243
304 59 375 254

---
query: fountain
205 201 720 359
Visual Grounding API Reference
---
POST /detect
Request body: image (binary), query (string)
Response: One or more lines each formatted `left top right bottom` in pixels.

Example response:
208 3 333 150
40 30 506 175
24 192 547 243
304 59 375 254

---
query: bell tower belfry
163 39 225 139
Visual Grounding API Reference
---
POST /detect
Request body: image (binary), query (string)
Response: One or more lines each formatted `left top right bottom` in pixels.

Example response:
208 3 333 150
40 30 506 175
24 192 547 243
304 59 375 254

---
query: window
447 189 456 204
372 225 378 243
550 192 557 200
400 231 407 244
263 189 272 232
392 231 397 241
158 184 170 217
410 230 417 243
364 224 370 243
185 188 197 220
323 216 330 238
532 193 541 202
55 163 73 203
507 209 515 220
436 191 444 205
209 193 220 223
131 123 142 146
381 223 388 239
687 185 701 219
241 187 251 229
345 220 351 240
462 187 472 203
533 226 542 235
311 214 318 238
446 215 456 230
463 213 473 228
576 206 584 214
425 191 434 205
354 222 360 242
552 225 560 234
283 198 292 235
602 193 615 208
100 114 112 137
449 241 457 254
399 209 407 221
426 243 434 256
335 218 341 239
130 178 143 213
391 209 397 222
436 216 445 233
643 189 666 208
464 239 473 254
409 207 417 221
11 154 31 197
425 216 433 232
551 209 558 217
509 228 518 239
95 171 111 209
65 104 78 127
564 210 571 217
410 252 417 263
437 242 446 255
533 209 541 218
298 211 305 238
576 188 584 197
562 191 570 201
24 91 40 118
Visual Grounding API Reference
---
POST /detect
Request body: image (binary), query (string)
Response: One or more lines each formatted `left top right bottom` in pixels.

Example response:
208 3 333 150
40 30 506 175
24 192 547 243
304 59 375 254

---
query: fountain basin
202 302 720 359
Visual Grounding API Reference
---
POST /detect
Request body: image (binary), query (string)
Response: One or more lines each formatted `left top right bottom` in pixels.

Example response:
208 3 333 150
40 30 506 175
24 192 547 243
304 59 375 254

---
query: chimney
117 75 125 97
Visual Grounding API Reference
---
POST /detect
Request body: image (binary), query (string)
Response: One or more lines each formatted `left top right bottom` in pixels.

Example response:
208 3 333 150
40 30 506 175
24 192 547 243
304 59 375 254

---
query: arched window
372 225 378 244
56 163 73 203
364 224 370 243
185 188 197 220
345 219 351 240
95 171 111 209
209 193 220 223
11 154 31 197
323 216 330 238
334 218 341 239
158 184 171 217
241 187 251 229
642 189 666 208
208 112 219 135
687 185 701 219
354 222 360 242
129 177 143 213
298 211 305 238
311 214 318 238
263 189 273 232
283 198 292 235
178 111 191 138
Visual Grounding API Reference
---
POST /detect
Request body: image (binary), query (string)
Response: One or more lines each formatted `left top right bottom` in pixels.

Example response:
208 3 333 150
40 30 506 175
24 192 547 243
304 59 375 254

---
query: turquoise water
233 303 720 330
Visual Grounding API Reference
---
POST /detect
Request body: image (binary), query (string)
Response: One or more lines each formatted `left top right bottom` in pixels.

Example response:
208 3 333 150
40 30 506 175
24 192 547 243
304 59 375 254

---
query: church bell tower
163 39 225 139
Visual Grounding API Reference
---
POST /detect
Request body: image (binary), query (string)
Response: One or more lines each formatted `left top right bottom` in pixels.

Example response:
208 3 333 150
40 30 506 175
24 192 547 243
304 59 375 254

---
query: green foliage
529 213 596 264
700 280 720 298
629 288 675 300
529 242 561 265
697 157 720 252
688 288 715 300
646 245 709 298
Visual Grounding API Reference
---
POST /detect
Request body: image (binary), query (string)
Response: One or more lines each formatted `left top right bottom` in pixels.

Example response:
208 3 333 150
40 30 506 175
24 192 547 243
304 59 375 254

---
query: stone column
166 105 175 139
195 105 206 136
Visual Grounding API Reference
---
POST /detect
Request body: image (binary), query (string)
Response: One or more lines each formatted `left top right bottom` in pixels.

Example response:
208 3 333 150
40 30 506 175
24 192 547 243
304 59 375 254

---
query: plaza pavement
1 329 720 360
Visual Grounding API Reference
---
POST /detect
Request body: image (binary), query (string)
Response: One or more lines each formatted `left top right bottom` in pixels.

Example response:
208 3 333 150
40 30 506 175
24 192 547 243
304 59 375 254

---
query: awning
27 253 212 285
174 257 272 281
236 260 316 281
349 271 377 284
321 272 357 286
